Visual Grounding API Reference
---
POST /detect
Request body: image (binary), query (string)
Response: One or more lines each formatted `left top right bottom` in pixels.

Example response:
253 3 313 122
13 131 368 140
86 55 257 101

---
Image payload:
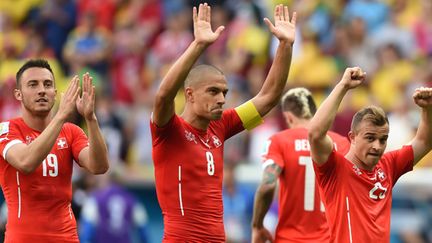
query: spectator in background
80 168 149 243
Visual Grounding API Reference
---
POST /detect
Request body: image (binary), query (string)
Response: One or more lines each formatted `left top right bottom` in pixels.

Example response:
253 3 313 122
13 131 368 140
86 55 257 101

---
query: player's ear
348 131 355 144
185 87 194 103
14 88 22 101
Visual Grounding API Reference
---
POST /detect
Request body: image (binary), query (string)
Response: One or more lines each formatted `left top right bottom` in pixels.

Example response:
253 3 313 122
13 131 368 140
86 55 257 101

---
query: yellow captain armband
235 101 264 131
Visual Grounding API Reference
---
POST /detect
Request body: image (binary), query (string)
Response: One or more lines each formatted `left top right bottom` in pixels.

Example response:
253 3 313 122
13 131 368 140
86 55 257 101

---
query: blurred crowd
1 0 432 242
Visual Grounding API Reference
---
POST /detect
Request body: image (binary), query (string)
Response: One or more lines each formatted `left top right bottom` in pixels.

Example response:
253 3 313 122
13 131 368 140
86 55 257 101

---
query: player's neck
181 111 210 131
345 150 375 171
21 110 52 132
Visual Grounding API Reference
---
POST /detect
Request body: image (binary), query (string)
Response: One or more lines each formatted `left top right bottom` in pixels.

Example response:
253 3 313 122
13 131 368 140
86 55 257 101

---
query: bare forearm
85 117 109 174
157 41 208 100
252 185 275 228
309 83 348 139
8 116 65 173
253 41 293 116
412 108 432 162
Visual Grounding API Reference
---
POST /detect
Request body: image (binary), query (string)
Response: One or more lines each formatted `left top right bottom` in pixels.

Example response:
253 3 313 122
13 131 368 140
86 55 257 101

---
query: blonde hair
281 88 316 119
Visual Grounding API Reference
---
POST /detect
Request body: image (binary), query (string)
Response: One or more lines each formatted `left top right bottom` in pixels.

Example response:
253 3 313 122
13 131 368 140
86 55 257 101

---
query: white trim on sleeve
2 140 23 160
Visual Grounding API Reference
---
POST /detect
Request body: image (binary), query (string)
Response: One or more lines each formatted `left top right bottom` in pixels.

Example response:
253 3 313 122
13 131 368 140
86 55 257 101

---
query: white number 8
206 151 215 176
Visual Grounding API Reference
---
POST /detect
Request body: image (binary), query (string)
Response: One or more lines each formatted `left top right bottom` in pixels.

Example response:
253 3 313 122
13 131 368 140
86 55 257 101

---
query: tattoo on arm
262 163 282 186
252 163 282 228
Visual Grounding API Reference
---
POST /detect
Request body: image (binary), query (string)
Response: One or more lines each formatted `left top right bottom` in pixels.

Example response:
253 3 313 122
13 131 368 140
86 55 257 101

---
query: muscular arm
78 117 109 174
308 67 365 165
250 5 296 117
152 3 224 127
5 76 80 174
409 88 432 165
252 163 282 228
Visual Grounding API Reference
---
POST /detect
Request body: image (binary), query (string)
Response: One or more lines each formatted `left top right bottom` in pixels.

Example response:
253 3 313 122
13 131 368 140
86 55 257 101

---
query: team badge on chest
57 137 68 149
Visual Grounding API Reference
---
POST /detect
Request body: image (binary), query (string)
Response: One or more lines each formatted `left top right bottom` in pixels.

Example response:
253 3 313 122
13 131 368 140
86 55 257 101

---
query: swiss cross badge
57 137 68 149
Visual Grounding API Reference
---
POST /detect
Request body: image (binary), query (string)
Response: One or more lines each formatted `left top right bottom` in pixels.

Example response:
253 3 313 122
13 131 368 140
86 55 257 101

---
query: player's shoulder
0 118 23 134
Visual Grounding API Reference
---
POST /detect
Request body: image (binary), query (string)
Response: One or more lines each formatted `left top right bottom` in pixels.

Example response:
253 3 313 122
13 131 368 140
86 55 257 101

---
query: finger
65 75 78 96
193 6 197 23
203 3 208 22
214 26 225 36
207 4 211 23
198 3 204 21
91 85 96 104
278 4 284 21
284 6 289 22
263 18 275 32
291 11 297 26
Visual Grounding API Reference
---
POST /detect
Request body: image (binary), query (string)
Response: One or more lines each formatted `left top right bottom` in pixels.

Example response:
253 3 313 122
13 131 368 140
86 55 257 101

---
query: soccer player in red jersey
308 67 432 243
251 88 350 243
150 3 296 242
0 59 109 243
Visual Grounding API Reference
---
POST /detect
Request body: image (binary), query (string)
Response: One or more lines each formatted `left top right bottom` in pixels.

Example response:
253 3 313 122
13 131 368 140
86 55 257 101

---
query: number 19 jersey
0 118 88 243
150 109 244 242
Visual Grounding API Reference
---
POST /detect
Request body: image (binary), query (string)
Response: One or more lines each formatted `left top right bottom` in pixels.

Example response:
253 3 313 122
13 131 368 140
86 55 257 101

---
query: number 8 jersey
0 118 89 243
150 109 244 243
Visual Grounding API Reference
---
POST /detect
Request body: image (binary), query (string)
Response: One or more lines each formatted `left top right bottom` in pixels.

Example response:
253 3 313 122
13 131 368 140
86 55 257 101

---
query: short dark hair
351 106 389 133
16 59 54 88
281 87 316 119
184 64 224 88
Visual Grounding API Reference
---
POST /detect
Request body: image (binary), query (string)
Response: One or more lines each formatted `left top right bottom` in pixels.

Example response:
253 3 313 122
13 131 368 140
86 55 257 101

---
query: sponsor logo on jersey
0 122 10 136
57 137 68 149
352 164 362 176
25 135 34 144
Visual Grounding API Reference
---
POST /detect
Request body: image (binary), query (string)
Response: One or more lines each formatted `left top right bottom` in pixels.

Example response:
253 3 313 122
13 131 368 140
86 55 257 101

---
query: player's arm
409 87 432 165
152 3 224 127
249 5 296 117
251 162 282 243
308 67 366 165
5 76 80 174
77 73 109 174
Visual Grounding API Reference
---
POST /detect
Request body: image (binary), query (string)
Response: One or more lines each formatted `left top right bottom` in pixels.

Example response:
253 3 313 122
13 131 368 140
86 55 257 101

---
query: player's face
192 74 228 120
349 121 389 170
15 67 56 116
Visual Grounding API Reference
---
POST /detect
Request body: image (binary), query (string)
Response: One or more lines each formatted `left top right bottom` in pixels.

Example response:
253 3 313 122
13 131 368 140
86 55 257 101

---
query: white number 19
42 154 58 177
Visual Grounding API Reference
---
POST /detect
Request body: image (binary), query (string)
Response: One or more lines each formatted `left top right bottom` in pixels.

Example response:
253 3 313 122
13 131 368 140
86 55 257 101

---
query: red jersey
314 146 413 243
0 118 88 243
263 128 349 242
150 109 244 242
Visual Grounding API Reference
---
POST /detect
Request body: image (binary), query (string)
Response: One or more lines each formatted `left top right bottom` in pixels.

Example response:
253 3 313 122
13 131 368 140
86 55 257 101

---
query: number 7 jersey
0 118 89 243
150 109 244 242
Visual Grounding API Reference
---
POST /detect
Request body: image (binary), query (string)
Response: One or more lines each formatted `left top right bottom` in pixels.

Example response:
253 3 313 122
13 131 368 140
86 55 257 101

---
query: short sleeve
381 145 414 185
262 136 285 170
0 121 24 161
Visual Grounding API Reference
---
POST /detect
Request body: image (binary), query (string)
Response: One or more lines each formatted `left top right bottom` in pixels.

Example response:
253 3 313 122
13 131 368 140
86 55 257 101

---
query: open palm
76 72 96 120
193 3 224 45
264 4 297 44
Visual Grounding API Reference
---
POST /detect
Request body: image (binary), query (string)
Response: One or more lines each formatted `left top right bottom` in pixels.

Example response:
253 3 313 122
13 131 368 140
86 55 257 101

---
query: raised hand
193 3 225 46
413 87 432 108
264 4 297 44
76 72 96 120
56 75 80 121
339 67 366 90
